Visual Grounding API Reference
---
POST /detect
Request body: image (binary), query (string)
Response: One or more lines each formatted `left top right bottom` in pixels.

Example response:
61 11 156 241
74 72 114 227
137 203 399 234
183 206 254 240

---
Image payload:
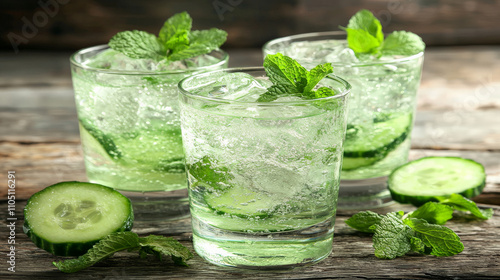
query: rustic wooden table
1 47 499 279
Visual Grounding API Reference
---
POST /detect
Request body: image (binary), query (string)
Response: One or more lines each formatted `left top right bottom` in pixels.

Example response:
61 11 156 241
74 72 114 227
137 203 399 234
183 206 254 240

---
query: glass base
337 176 394 210
119 189 190 221
191 216 334 269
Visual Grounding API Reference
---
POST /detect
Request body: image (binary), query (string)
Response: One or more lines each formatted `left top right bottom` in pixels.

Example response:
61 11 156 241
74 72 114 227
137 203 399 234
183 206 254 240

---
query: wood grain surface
0 46 499 279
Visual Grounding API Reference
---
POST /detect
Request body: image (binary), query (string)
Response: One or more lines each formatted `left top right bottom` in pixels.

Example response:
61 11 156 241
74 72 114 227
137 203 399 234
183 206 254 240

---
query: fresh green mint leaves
342 9 425 56
438 193 494 219
258 53 336 102
53 232 193 273
346 193 492 259
109 11 227 62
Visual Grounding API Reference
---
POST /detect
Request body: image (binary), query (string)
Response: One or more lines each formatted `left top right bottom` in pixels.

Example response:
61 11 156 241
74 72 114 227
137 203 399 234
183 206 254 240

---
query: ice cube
207 73 268 101
93 86 140 134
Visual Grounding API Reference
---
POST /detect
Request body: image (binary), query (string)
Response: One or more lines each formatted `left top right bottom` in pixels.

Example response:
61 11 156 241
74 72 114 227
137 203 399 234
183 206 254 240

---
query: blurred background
2 0 500 53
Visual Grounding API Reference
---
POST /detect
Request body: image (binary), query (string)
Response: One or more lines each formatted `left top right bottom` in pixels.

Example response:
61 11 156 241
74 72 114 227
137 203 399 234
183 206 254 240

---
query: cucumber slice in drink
204 185 277 219
114 126 184 166
342 113 412 170
23 181 134 256
388 157 486 206
79 119 121 160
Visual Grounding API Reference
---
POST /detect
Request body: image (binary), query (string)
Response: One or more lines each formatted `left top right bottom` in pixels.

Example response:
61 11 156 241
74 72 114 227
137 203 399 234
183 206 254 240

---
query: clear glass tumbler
178 67 350 268
70 45 228 220
263 31 424 209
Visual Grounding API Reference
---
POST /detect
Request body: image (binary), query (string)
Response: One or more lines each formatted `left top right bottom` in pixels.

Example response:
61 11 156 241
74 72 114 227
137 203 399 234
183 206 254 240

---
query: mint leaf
53 232 192 273
408 202 454 225
188 156 234 191
373 212 414 259
344 29 381 54
109 12 227 62
260 53 336 101
53 232 141 273
346 9 384 44
410 236 426 253
438 193 493 220
158 11 192 53
109 30 164 61
264 53 308 91
341 9 425 56
168 29 227 61
257 84 297 102
381 31 425 56
313 87 336 99
304 63 334 92
404 218 464 257
341 9 383 55
345 211 384 233
138 235 193 266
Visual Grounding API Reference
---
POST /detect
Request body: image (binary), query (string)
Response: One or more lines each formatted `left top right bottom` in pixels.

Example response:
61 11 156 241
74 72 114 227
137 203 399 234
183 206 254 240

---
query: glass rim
178 66 351 106
262 31 424 67
69 44 229 75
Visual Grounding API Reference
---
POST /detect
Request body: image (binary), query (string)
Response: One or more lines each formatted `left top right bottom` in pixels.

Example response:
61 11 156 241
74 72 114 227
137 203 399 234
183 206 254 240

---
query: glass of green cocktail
70 12 228 220
263 10 425 209
178 54 350 268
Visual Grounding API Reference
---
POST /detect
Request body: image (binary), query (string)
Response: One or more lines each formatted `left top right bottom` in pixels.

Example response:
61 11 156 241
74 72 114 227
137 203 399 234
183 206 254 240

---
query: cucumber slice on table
388 157 486 206
23 181 134 256
342 114 412 170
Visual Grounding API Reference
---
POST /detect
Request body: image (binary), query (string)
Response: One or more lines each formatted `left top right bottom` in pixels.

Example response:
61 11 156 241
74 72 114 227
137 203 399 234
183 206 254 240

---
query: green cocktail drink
70 12 228 220
71 46 228 219
178 61 350 268
263 30 424 209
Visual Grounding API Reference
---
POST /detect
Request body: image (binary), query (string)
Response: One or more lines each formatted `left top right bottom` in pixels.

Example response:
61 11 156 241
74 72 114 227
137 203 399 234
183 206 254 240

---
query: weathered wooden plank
1 200 498 279
1 141 498 204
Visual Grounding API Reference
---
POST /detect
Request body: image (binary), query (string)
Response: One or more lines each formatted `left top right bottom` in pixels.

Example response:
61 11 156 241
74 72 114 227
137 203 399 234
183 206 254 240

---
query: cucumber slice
341 157 380 171
79 119 121 160
342 113 412 170
23 181 133 256
388 157 486 206
114 126 185 166
204 185 277 219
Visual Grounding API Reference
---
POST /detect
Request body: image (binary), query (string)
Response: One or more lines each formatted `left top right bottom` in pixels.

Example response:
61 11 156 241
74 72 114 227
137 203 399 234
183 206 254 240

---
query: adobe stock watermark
6 171 16 273
7 0 71 54
213 0 243 21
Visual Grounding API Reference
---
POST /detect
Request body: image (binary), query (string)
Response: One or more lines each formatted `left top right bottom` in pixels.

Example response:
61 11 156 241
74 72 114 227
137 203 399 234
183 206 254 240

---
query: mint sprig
438 193 494 220
341 9 425 56
53 232 193 273
258 53 336 102
109 11 227 62
346 193 492 259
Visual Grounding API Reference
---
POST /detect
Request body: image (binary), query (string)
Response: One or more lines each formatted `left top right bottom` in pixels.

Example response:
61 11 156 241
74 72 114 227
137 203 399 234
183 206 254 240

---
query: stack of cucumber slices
342 113 412 171
388 157 486 206
23 182 134 256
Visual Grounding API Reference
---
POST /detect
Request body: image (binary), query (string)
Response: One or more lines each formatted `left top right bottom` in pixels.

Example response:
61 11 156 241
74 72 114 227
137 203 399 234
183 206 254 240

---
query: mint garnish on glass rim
258 53 337 102
108 11 227 62
341 9 425 56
